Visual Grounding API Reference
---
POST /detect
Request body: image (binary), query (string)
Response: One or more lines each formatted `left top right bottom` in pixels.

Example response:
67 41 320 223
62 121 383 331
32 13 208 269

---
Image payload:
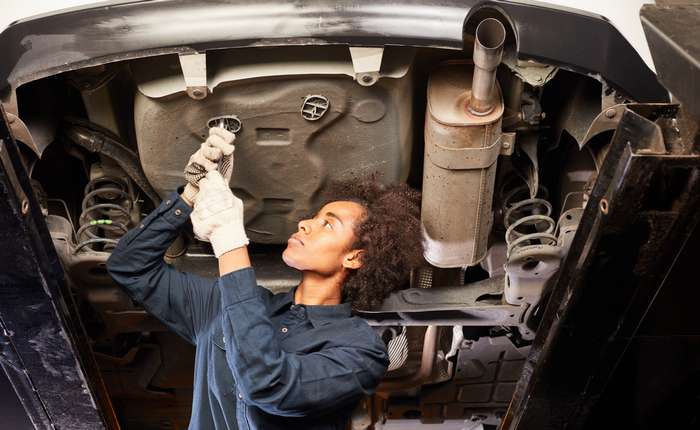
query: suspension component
503 190 561 309
504 198 557 258
76 175 134 253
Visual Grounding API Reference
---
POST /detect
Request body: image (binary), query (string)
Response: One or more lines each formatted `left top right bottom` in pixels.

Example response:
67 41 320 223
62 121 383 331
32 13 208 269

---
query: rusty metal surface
422 60 504 267
468 18 506 116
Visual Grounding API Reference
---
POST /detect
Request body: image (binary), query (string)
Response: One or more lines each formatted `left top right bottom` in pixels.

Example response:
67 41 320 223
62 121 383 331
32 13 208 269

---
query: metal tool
207 114 242 134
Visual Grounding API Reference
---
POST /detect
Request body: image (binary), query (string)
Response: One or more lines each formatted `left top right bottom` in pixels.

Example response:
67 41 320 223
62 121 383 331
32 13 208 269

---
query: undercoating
134 70 413 244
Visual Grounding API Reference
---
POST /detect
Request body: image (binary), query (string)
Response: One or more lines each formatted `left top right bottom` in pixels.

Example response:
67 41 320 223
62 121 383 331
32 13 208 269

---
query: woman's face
282 200 365 275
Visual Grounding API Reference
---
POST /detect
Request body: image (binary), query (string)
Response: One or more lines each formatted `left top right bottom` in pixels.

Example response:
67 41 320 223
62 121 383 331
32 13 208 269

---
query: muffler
421 18 506 267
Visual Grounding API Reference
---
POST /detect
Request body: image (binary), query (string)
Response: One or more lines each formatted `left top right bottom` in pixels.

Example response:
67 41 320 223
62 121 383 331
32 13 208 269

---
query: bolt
605 108 616 119
502 141 511 150
192 89 204 98
600 198 609 214
21 199 29 215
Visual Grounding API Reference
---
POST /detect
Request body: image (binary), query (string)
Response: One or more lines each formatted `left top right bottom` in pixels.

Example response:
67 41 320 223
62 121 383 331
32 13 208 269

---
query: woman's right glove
191 170 249 258
181 127 236 204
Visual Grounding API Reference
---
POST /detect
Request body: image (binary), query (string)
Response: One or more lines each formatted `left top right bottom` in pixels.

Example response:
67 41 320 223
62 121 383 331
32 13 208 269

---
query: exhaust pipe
468 18 506 116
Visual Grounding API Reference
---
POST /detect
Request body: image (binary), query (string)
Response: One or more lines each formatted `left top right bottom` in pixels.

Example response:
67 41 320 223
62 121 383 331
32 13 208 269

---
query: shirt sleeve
217 267 389 417
106 191 217 344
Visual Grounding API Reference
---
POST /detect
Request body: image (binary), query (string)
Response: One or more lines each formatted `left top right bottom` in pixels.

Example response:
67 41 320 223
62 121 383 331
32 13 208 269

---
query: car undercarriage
1 1 699 429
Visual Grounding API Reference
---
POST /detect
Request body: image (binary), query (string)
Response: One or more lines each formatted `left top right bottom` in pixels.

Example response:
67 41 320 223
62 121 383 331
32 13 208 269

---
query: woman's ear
342 249 364 270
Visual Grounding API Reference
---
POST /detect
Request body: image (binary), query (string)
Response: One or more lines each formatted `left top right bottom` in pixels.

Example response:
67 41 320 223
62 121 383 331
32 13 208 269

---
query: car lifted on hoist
1 1 699 429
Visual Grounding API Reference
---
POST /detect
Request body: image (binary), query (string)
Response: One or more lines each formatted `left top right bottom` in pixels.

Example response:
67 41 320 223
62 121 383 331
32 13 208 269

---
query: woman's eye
323 220 333 230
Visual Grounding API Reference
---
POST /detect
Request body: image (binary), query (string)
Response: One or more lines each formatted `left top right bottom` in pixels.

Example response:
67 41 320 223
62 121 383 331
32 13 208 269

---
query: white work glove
191 170 249 258
182 127 236 204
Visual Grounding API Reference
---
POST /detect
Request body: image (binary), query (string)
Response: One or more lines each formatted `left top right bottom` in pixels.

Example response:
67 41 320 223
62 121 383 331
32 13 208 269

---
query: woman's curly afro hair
318 175 425 310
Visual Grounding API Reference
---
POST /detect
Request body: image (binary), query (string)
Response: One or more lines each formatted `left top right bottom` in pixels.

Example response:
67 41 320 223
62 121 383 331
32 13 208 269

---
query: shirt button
222 337 226 344
238 393 243 399
175 209 182 216
139 223 145 229
281 327 288 333
166 199 171 205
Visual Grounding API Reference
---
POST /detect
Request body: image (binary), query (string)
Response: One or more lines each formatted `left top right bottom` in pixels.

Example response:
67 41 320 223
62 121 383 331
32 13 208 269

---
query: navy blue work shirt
106 192 389 430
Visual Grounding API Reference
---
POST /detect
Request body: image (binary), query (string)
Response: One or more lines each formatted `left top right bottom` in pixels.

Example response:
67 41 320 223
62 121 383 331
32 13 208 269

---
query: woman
107 128 423 429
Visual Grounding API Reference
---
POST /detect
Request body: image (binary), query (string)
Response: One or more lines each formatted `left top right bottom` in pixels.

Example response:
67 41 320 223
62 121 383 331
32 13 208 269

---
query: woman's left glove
182 127 236 205
191 170 249 258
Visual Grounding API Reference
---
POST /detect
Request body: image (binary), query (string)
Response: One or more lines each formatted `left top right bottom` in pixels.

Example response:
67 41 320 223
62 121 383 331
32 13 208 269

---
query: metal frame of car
1 0 667 103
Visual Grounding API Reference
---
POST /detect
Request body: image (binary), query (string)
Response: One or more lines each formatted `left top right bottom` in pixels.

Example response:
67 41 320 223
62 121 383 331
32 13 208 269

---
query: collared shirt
106 192 389 430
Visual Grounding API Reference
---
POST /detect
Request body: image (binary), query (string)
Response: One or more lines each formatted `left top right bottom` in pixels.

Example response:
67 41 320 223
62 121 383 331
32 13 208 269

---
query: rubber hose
64 125 161 206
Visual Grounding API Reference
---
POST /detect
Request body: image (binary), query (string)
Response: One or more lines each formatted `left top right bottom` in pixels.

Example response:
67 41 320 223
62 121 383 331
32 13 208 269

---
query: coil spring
503 184 558 258
75 176 133 253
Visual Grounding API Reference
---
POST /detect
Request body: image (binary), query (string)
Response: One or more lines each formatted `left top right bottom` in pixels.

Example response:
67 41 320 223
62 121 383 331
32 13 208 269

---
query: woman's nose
298 219 311 234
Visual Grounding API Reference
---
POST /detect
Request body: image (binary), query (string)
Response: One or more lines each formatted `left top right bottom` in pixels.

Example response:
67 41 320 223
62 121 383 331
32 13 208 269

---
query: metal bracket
427 132 514 170
580 103 678 149
356 275 527 328
504 245 561 307
503 58 558 87
500 132 516 155
349 47 384 86
178 53 208 100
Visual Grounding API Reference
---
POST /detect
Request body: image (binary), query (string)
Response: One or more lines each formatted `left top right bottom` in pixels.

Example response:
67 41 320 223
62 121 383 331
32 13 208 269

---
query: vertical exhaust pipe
468 18 506 116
